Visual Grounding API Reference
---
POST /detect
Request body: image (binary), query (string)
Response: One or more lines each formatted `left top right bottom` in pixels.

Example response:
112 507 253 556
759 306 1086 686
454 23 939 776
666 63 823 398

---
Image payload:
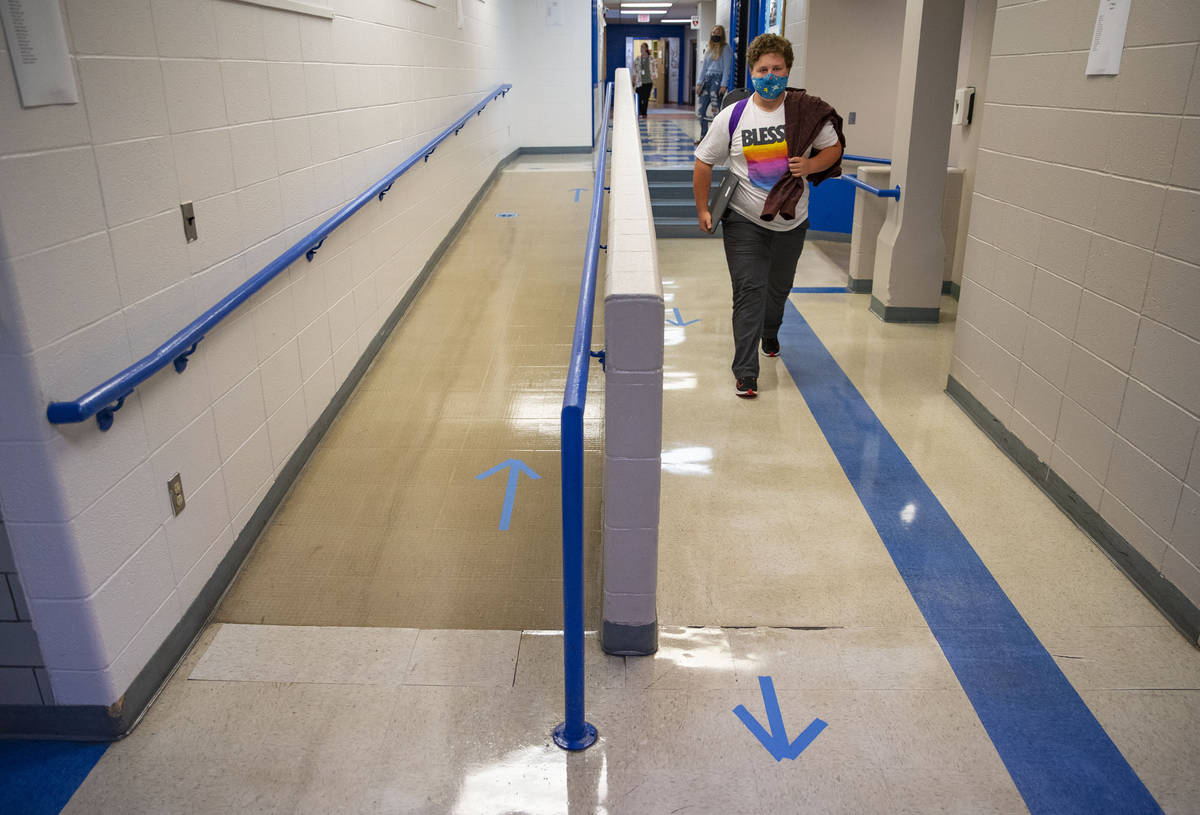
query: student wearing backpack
692 33 845 399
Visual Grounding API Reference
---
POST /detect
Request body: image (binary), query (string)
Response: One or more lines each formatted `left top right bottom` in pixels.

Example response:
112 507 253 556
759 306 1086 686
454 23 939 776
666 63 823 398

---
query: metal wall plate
168 473 186 516
180 202 197 243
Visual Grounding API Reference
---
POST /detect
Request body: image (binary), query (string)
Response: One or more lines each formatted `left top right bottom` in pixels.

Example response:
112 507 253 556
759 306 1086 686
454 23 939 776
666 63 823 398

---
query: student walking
694 25 731 141
633 43 656 118
692 34 845 398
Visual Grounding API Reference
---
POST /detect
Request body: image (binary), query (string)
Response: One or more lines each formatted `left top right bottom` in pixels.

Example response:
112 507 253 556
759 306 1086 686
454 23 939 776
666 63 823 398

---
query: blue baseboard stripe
790 286 847 293
777 301 1161 815
0 741 107 815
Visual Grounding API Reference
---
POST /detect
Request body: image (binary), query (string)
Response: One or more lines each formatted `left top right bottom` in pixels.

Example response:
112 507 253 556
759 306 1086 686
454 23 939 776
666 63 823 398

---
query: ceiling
601 1 701 25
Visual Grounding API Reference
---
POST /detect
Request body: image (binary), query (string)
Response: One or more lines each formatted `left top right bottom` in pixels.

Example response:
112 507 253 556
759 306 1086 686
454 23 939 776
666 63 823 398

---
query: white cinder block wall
783 0 808 88
952 0 1200 606
803 0 906 160
0 0 587 709
512 0 593 149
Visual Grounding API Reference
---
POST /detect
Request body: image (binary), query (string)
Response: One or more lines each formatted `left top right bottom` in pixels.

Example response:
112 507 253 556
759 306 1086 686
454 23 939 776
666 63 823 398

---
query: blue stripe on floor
0 741 107 814
791 286 847 293
777 301 1161 815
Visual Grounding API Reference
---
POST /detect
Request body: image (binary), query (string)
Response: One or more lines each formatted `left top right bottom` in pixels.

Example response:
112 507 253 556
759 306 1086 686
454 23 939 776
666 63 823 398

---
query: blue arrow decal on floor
777 301 1161 814
665 308 700 327
476 459 540 531
570 187 587 202
734 675 827 762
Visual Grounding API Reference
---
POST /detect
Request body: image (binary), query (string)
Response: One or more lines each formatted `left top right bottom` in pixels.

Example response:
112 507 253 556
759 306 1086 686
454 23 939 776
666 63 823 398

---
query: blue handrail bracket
555 81 613 753
46 84 513 431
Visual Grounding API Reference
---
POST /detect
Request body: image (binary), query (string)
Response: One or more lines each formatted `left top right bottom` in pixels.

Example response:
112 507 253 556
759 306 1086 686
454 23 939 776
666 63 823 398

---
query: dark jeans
721 210 809 379
636 83 652 116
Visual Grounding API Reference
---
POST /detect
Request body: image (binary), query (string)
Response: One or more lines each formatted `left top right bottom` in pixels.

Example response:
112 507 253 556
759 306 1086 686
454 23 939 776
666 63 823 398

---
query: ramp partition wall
46 85 513 431
557 81 613 753
598 74 664 657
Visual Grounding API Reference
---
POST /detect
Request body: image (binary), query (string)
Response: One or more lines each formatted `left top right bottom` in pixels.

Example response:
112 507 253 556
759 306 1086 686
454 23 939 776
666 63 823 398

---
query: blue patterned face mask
752 73 787 100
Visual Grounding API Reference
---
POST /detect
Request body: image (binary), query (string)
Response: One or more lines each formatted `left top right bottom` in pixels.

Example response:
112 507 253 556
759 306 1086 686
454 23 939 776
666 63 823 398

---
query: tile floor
59 156 1200 814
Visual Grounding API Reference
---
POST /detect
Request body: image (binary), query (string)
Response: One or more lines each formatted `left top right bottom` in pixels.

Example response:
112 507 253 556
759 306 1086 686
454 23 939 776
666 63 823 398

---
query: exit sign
638 14 649 22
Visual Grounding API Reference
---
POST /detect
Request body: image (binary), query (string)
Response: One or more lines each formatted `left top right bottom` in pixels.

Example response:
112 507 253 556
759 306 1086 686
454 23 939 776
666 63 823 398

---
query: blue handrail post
553 80 612 753
554 404 596 751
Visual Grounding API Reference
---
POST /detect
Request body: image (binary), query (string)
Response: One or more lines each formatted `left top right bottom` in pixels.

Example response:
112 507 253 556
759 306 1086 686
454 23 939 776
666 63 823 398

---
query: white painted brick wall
952 0 1200 608
0 0 579 706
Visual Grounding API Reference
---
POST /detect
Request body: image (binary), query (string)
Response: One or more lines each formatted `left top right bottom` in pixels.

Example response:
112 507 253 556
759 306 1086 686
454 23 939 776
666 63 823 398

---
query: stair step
645 166 729 183
646 168 695 183
652 200 699 218
654 217 722 238
648 180 701 199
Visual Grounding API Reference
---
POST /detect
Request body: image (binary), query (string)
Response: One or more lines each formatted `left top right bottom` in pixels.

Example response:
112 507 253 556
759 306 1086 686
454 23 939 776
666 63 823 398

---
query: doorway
630 37 681 107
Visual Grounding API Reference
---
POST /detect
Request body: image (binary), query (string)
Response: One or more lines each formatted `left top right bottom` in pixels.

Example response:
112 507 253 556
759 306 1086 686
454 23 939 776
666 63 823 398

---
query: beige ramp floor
215 157 604 630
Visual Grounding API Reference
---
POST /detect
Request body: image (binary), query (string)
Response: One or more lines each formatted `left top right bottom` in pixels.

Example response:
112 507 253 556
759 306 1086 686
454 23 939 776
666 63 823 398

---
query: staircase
648 167 727 238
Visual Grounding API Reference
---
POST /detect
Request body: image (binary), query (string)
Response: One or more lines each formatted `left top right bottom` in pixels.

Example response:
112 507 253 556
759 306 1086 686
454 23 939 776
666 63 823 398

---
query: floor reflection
452 743 609 815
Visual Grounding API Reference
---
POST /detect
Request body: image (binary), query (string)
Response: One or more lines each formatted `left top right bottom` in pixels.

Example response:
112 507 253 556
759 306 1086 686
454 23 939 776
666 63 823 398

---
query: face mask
752 73 787 100
711 34 722 43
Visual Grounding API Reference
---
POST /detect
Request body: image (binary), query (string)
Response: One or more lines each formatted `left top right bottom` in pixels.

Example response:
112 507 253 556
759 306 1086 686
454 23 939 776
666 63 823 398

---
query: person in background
692 33 845 399
694 25 731 143
633 43 655 118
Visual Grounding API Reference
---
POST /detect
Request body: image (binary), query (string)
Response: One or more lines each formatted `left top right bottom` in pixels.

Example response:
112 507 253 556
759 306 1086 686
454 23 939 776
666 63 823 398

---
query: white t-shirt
695 98 838 231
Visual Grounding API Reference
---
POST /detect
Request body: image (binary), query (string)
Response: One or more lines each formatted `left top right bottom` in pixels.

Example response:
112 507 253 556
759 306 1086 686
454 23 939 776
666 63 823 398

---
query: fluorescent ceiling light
620 9 667 14
620 2 672 7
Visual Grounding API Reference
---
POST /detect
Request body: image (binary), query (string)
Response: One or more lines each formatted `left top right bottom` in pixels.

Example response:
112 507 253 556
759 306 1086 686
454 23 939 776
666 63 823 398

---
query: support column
870 0 964 322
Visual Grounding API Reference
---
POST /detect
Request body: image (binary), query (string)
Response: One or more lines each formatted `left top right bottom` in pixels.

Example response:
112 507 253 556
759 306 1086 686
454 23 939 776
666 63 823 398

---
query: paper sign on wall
1086 0 1131 76
545 0 562 26
0 0 79 107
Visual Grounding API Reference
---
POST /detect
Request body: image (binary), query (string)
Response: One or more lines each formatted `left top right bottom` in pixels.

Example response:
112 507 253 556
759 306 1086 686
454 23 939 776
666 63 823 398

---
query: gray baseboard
945 376 1200 645
520 145 593 155
869 296 940 323
0 146 529 741
849 281 957 299
601 620 659 656
807 230 850 243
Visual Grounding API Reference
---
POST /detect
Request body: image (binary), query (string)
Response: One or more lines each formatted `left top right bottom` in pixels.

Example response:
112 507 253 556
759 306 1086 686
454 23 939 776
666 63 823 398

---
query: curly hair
746 33 793 70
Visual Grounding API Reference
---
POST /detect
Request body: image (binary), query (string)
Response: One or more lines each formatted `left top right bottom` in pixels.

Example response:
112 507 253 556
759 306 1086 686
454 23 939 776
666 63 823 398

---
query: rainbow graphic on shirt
744 140 789 190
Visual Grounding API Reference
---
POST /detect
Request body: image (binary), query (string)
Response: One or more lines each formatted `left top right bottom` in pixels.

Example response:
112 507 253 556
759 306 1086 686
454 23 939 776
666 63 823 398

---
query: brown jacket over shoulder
761 89 845 222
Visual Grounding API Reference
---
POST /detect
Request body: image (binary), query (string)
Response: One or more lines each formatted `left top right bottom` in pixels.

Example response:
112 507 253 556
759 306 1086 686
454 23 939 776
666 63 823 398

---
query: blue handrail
836 173 901 200
843 153 891 164
47 84 513 431
554 81 612 753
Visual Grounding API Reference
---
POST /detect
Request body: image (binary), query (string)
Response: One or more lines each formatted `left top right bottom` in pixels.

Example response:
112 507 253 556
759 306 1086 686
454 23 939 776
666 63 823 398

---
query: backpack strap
728 97 750 144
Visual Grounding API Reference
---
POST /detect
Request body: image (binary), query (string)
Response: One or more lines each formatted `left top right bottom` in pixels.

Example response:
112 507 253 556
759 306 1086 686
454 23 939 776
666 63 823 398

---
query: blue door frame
728 0 767 88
